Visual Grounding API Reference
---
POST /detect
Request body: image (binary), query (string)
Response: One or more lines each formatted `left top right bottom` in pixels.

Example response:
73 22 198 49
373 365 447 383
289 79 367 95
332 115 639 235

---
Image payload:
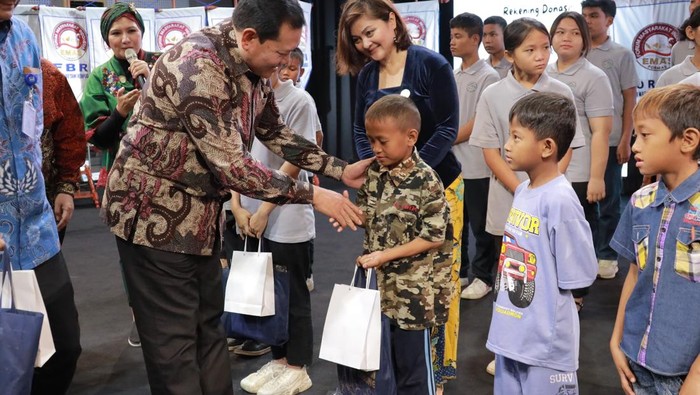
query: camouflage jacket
103 19 345 255
357 150 452 330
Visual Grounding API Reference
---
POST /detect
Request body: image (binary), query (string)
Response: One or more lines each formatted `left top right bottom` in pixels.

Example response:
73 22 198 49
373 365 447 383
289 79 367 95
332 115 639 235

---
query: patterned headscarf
100 3 144 44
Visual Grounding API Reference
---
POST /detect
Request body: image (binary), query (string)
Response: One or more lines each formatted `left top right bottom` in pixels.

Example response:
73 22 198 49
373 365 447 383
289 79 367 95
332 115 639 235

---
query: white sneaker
461 278 492 300
257 367 312 395
459 277 470 289
598 259 618 279
240 361 286 393
306 275 314 292
486 359 496 376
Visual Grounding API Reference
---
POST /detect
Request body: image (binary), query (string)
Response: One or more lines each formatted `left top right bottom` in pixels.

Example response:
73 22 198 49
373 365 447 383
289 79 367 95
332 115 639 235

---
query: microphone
125 48 146 88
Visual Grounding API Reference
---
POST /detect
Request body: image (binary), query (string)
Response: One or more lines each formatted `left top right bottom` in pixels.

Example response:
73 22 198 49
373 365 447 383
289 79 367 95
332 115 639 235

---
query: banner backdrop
15 5 42 54
611 0 686 96
84 7 156 72
205 6 233 27
155 7 206 52
395 0 440 53
39 7 92 100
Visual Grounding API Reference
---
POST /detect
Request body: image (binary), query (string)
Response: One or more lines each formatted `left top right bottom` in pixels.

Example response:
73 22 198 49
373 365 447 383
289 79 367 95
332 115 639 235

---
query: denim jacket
611 169 700 375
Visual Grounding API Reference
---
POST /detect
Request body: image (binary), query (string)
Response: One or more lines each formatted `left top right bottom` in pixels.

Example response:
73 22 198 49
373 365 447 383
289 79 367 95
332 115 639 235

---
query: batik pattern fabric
0 18 59 269
40 58 86 203
432 176 463 385
79 50 160 176
103 19 346 256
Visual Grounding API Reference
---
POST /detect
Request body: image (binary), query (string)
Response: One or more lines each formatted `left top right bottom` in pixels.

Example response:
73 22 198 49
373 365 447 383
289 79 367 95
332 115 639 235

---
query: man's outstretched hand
313 188 362 232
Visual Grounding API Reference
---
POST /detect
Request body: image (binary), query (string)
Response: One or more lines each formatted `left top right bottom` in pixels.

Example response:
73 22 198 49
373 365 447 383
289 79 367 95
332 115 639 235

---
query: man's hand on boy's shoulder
610 342 637 395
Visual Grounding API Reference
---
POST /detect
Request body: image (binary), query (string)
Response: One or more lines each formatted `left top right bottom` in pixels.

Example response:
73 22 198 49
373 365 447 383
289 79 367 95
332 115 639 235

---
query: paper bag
224 238 275 317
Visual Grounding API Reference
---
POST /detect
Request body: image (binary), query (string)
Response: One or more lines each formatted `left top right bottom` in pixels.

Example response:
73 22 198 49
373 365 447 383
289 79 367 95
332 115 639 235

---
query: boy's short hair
289 47 304 66
509 92 576 160
580 0 617 18
365 95 421 133
633 84 700 160
450 12 484 43
484 15 507 31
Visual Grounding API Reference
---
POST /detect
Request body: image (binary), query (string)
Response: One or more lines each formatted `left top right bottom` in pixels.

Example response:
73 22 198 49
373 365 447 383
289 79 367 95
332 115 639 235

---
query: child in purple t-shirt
486 92 598 394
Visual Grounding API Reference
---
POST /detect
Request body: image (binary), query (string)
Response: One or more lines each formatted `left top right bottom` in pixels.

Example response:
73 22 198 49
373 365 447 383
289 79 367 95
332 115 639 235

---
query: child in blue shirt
610 84 700 395
486 92 598 395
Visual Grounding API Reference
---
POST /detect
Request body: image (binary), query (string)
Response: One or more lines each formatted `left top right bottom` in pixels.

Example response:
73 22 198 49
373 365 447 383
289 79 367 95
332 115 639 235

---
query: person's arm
51 70 87 230
558 149 573 174
454 118 475 144
358 237 443 268
483 148 520 193
230 191 253 239
680 354 700 395
418 61 459 169
79 71 135 150
249 161 303 238
587 116 612 203
610 260 639 395
352 69 375 160
618 86 637 164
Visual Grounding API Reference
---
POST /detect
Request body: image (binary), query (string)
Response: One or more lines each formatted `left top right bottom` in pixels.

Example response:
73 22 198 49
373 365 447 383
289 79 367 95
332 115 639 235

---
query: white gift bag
319 267 381 371
1 268 55 367
224 238 275 317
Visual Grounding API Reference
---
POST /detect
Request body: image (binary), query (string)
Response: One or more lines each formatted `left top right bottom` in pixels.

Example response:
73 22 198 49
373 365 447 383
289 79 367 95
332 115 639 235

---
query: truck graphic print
496 232 537 308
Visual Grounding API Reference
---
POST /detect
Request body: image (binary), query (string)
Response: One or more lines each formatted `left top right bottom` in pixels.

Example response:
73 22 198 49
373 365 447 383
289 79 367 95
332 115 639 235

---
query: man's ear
605 15 614 28
239 28 259 50
681 127 700 157
541 138 556 159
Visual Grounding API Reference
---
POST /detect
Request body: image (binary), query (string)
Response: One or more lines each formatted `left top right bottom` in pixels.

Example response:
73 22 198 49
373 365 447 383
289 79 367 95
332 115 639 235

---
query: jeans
597 147 622 260
629 360 685 395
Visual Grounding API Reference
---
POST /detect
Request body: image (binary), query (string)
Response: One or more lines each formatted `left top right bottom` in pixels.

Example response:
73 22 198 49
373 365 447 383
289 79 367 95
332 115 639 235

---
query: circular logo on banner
52 21 88 61
633 23 679 71
157 22 191 50
404 15 427 46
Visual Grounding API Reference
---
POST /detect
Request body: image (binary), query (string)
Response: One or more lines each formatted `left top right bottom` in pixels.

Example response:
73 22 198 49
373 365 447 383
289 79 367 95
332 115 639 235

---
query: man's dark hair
232 0 305 43
509 92 576 160
581 0 617 18
450 12 484 43
484 15 507 31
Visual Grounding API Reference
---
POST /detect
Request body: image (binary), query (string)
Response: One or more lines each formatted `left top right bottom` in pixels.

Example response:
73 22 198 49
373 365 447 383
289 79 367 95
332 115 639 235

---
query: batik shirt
611 170 700 375
104 19 346 256
0 18 59 269
357 150 452 330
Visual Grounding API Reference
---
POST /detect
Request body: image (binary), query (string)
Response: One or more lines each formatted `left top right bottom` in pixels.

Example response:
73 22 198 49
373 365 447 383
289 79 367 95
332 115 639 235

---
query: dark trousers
597 147 622 260
571 182 599 299
460 178 497 286
389 324 435 395
32 252 81 395
116 237 233 395
233 236 314 367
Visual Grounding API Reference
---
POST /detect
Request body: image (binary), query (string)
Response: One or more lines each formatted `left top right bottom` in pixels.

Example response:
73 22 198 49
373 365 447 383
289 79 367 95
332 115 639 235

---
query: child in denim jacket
610 84 700 395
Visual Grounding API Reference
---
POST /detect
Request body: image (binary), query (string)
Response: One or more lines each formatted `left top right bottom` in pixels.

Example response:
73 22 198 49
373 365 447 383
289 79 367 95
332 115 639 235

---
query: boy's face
482 24 505 55
582 7 613 40
366 117 417 169
450 27 479 59
504 117 547 172
631 117 685 176
279 56 303 84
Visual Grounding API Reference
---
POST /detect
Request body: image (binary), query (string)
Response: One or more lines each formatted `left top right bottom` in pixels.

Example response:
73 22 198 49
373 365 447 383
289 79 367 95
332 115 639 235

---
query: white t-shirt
657 55 700 87
547 57 614 183
680 72 700 85
238 79 316 243
586 37 639 146
470 72 585 235
452 59 500 179
672 41 695 66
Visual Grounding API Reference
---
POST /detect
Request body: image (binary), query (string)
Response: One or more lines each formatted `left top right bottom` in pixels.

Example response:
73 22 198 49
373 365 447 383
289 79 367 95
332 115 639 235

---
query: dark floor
63 182 625 395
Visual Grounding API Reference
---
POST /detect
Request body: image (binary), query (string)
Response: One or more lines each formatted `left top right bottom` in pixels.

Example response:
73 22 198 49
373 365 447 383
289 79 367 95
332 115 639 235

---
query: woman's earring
393 35 398 43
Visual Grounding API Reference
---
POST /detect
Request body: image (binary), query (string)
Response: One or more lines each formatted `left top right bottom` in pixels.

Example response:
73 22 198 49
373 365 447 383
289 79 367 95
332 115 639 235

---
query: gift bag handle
242 236 264 254
350 265 374 290
0 251 17 311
